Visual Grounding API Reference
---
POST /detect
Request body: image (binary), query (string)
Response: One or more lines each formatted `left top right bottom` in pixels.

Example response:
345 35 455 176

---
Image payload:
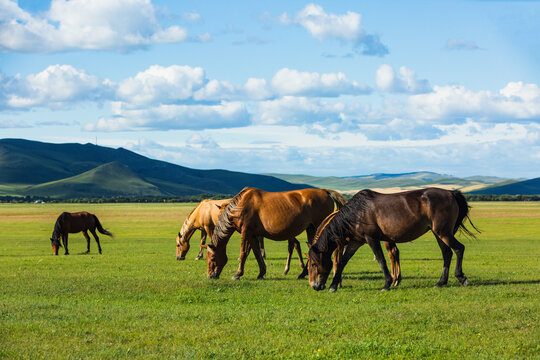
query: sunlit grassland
0 202 539 359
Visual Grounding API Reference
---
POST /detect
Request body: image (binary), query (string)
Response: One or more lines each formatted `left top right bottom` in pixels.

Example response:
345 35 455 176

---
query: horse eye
311 263 317 267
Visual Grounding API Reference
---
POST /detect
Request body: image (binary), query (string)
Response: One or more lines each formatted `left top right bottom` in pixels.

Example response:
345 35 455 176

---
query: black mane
312 190 375 254
51 212 68 240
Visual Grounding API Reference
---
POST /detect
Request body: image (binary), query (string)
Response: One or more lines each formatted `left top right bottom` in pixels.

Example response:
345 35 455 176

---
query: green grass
0 202 539 359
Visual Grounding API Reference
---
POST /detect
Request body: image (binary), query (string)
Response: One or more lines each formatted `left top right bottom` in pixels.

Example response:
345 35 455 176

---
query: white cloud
193 80 236 101
445 39 481 51
117 65 205 106
270 68 370 97
182 12 201 23
282 4 388 56
407 82 540 121
255 96 355 129
84 101 250 131
376 65 431 94
2 64 112 109
0 0 188 53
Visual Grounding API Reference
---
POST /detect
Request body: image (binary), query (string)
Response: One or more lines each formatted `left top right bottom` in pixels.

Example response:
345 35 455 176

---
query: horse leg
62 234 69 255
260 237 266 259
384 241 401 287
83 230 91 254
297 224 317 279
366 238 393 290
233 233 252 280
283 239 294 275
90 229 102 254
292 237 305 269
434 234 453 286
328 241 363 292
331 244 344 288
437 233 468 286
195 229 207 260
250 236 267 280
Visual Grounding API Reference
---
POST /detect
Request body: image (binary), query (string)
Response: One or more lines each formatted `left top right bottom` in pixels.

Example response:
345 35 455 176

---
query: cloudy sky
1 0 539 178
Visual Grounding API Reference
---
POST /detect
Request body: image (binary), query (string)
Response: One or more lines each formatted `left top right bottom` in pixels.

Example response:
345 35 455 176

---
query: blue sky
1 0 539 178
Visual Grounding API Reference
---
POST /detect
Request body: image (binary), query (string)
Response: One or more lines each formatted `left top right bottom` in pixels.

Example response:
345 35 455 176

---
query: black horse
50 212 113 255
307 188 478 292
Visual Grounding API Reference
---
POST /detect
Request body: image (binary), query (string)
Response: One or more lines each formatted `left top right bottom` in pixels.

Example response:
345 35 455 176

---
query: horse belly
378 217 430 243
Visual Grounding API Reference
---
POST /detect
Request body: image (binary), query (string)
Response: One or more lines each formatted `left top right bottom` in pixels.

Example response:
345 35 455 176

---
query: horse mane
52 212 68 239
211 187 250 245
312 190 375 254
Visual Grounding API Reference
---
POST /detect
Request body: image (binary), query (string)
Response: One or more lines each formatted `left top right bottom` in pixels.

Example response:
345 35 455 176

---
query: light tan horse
176 199 231 260
206 187 345 280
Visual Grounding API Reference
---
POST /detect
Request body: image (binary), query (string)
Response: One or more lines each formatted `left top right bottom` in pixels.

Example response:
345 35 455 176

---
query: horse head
176 231 190 260
307 246 333 291
50 237 61 256
206 243 228 279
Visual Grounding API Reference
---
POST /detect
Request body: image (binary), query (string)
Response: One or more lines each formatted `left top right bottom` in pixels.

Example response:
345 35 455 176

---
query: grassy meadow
0 202 539 359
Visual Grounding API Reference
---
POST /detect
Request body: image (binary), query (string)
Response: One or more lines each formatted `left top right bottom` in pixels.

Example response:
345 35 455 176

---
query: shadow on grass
470 279 540 286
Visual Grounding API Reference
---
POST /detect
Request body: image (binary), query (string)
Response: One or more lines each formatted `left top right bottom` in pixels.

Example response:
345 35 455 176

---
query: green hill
469 177 540 195
0 139 311 198
24 162 164 198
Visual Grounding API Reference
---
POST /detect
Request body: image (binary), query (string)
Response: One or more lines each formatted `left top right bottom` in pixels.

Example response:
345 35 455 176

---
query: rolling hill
0 138 311 198
469 177 540 195
264 172 510 192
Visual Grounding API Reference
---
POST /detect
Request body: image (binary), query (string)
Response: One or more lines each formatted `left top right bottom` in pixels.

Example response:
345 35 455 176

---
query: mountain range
0 138 310 198
1 138 537 198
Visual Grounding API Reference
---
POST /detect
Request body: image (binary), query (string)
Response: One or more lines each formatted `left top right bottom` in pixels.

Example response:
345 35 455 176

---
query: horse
205 187 345 280
176 199 232 260
50 212 113 255
307 188 478 292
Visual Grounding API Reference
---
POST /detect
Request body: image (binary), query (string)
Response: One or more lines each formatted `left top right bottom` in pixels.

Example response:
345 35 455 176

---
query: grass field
0 202 539 359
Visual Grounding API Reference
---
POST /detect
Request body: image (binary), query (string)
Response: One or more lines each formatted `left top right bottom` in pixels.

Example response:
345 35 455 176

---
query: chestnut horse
50 212 113 255
206 187 345 280
176 199 231 260
308 188 478 292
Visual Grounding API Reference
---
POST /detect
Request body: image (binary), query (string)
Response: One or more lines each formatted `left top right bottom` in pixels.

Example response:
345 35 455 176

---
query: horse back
239 188 335 239
61 211 96 234
368 188 457 242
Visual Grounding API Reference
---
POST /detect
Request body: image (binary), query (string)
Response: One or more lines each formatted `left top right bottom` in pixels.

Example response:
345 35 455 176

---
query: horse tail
324 189 346 210
451 190 480 238
212 187 248 244
93 214 114 238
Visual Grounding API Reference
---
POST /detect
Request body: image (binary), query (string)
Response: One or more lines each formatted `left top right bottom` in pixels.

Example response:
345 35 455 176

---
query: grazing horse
206 187 345 280
308 188 478 292
310 210 402 289
176 199 231 260
50 212 113 255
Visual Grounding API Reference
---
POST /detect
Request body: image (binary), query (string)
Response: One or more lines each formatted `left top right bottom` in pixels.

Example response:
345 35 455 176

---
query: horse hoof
256 275 265 280
232 275 241 280
435 282 446 287
328 286 337 293
461 278 469 287
195 256 202 260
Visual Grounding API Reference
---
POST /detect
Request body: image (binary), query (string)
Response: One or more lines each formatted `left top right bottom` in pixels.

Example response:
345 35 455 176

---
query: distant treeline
464 194 540 201
0 194 233 204
1 193 539 204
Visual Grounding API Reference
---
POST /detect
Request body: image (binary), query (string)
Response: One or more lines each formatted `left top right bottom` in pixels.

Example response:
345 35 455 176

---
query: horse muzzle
176 255 186 260
311 280 326 291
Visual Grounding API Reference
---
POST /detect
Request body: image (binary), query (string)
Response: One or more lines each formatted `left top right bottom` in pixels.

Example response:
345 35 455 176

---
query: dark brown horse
308 188 478 292
50 212 113 255
206 187 345 280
